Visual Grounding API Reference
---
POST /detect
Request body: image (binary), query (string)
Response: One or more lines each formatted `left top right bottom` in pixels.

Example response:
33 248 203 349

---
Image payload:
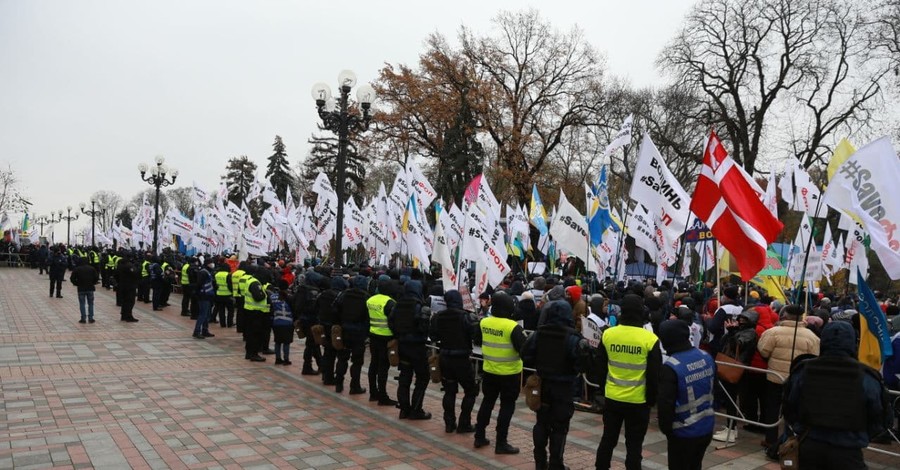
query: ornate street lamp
36 212 62 237
80 197 103 247
138 156 178 254
311 70 375 266
60 207 79 246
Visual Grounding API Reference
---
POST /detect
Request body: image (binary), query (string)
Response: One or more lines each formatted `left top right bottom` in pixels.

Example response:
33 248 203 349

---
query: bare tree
0 163 31 214
660 0 891 174
89 190 124 233
461 9 605 202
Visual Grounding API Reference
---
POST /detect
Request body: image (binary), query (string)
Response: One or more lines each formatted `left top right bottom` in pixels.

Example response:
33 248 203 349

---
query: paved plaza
0 267 896 469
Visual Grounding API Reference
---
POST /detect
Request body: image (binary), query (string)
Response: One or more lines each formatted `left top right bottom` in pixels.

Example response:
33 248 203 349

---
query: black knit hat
491 292 516 318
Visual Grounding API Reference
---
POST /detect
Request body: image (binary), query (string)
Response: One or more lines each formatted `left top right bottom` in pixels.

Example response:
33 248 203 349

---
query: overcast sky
0 0 695 234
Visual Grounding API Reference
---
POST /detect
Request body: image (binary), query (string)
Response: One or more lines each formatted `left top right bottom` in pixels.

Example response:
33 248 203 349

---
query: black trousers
49 278 62 296
595 399 650 470
138 277 150 302
397 341 429 413
301 323 321 368
151 280 165 309
259 314 273 352
666 434 713 470
475 372 520 445
244 313 265 358
799 438 866 470
368 334 392 399
440 354 478 427
533 379 576 469
180 285 193 313
120 289 136 320
334 333 366 388
740 371 768 424
763 381 784 447
320 325 336 384
213 296 234 326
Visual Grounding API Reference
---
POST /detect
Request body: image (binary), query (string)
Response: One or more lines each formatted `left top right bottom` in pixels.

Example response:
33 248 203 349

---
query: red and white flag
690 131 783 281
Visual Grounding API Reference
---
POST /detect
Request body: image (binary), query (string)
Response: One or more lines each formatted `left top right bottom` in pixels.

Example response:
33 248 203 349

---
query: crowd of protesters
14 242 900 469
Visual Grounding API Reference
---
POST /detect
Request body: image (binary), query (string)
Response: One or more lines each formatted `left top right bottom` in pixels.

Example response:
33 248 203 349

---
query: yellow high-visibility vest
479 316 523 376
366 294 393 337
602 325 658 404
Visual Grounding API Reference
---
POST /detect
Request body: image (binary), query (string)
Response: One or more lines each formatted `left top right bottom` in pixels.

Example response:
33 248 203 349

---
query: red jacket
750 304 777 369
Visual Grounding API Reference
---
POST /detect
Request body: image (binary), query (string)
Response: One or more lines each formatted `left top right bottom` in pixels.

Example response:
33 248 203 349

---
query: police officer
213 263 234 327
390 280 432 420
180 257 197 316
242 267 269 362
332 275 370 395
474 291 526 455
315 276 344 386
657 319 715 470
366 276 398 406
595 294 661 470
522 299 592 470
783 321 894 470
138 254 152 303
430 289 479 434
292 269 322 375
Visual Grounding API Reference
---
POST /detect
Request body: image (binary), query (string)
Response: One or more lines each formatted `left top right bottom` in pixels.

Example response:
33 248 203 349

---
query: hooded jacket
784 321 892 448
722 309 759 365
521 300 586 382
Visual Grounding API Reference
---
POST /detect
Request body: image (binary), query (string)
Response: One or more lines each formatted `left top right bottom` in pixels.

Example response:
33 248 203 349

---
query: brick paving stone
2 268 898 469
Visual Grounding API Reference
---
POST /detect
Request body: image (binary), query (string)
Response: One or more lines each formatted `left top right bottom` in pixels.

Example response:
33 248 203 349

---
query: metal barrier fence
428 345 900 458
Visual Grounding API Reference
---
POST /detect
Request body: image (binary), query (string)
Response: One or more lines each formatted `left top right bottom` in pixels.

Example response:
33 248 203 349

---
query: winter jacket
750 305 777 369
70 264 99 292
721 310 759 365
757 320 820 384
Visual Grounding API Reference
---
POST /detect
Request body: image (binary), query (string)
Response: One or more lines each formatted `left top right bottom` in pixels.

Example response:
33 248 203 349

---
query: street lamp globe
338 69 357 90
79 202 86 210
155 155 165 165
170 168 179 178
138 162 149 174
67 206 72 212
356 84 376 108
311 82 332 105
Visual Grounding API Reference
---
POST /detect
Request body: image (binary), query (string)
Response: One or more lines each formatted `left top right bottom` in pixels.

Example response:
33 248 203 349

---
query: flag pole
667 221 693 316
611 204 630 284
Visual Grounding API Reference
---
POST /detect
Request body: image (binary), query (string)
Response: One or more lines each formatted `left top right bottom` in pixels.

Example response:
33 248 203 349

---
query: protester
70 257 99 323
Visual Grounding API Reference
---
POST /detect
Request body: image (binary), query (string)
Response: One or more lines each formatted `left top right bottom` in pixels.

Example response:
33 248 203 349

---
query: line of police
37 247 720 470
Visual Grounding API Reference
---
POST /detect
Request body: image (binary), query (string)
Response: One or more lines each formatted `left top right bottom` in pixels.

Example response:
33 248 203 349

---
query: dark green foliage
265 135 294 203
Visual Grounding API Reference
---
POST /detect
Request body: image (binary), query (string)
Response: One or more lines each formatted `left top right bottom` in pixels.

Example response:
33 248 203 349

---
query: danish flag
690 131 783 281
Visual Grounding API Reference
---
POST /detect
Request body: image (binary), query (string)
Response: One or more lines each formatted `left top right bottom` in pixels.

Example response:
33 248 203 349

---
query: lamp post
138 156 178 254
311 70 375 267
80 198 103 248
60 207 79 246
36 212 62 237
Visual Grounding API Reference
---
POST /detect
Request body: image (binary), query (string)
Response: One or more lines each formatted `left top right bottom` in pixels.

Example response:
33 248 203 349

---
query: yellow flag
826 138 856 183
858 315 883 370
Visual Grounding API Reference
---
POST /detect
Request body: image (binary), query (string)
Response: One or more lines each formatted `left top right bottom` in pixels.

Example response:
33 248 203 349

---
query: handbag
778 430 807 469
331 325 344 351
715 343 745 384
523 374 542 411
310 324 325 346
387 339 400 367
428 351 441 383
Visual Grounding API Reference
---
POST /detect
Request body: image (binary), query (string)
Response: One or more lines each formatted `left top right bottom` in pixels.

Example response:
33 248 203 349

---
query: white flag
602 114 633 158
823 137 900 279
548 190 589 261
630 133 691 239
